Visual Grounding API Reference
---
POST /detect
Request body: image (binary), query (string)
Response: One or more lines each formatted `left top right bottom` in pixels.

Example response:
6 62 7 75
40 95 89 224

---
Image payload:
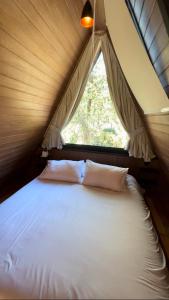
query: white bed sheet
0 176 169 299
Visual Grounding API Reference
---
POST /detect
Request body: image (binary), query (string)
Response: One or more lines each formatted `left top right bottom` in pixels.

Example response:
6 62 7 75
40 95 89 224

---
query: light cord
91 0 96 64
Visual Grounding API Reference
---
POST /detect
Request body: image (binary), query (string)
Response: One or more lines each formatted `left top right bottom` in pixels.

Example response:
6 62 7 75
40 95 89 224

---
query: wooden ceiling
0 0 89 183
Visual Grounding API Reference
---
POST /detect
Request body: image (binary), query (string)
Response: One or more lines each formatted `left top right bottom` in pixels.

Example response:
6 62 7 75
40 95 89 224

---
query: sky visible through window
62 52 129 148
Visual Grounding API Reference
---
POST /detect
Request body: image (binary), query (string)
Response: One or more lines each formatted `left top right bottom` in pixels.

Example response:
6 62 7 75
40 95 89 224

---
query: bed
0 175 169 299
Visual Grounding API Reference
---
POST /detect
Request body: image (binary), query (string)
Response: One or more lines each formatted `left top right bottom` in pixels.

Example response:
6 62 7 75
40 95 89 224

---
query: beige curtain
42 31 154 161
101 34 155 161
42 34 101 150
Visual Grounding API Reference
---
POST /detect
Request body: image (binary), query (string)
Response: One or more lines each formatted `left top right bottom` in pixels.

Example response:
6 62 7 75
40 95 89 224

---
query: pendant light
80 0 94 29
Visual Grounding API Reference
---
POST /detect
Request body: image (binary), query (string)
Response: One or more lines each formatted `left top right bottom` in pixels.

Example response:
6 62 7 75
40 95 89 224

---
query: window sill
63 144 129 156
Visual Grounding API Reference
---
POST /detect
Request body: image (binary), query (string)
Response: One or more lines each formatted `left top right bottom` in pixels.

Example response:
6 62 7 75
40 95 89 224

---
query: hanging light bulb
80 0 94 29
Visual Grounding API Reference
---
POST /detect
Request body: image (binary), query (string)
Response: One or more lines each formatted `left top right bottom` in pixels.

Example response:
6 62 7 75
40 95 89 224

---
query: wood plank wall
0 0 89 185
128 0 169 97
145 112 169 260
145 112 169 179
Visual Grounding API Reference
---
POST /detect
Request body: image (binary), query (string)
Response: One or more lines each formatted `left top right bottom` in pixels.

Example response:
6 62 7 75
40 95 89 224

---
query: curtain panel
101 34 155 161
42 34 101 150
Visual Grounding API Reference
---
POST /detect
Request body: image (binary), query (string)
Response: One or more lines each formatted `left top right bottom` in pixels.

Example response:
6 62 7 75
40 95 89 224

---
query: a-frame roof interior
0 0 169 189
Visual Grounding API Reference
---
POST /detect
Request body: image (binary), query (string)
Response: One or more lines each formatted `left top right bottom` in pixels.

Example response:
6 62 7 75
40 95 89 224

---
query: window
62 52 129 148
125 0 169 97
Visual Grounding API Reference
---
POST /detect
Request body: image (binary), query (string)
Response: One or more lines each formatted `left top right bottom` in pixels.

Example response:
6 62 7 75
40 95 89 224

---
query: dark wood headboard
45 147 159 188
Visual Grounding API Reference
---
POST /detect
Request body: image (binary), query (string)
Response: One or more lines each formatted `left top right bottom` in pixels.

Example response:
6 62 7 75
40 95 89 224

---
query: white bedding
0 176 169 299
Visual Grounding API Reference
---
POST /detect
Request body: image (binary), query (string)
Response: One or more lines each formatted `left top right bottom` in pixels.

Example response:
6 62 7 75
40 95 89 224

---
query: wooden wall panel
145 112 169 261
128 0 169 97
145 112 169 178
0 0 89 184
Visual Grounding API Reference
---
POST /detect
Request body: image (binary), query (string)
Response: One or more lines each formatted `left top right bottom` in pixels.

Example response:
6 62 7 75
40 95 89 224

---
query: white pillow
82 160 128 191
39 160 84 183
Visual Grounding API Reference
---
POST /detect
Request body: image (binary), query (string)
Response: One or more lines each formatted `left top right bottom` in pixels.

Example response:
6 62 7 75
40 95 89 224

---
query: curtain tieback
49 125 63 150
41 127 62 157
130 127 144 138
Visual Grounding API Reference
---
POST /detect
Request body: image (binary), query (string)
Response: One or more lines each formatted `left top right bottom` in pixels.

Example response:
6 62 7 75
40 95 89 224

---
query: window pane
62 53 129 148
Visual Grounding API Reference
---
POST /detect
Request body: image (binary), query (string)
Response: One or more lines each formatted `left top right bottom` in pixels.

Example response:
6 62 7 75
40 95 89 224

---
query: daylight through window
62 52 129 148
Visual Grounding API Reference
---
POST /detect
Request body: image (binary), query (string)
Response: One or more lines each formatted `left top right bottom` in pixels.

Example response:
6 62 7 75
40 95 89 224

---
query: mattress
0 176 169 299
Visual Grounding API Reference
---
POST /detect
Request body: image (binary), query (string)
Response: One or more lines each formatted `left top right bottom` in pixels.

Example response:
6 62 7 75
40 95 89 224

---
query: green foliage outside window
62 53 129 148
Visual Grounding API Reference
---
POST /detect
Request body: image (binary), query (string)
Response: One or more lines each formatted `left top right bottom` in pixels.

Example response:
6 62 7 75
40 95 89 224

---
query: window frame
62 51 129 151
63 143 128 155
125 0 154 68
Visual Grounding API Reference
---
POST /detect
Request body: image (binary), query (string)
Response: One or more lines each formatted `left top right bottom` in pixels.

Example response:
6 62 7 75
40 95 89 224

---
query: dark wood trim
147 21 163 51
126 0 169 99
138 0 145 23
157 0 169 37
125 0 155 68
63 144 129 155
